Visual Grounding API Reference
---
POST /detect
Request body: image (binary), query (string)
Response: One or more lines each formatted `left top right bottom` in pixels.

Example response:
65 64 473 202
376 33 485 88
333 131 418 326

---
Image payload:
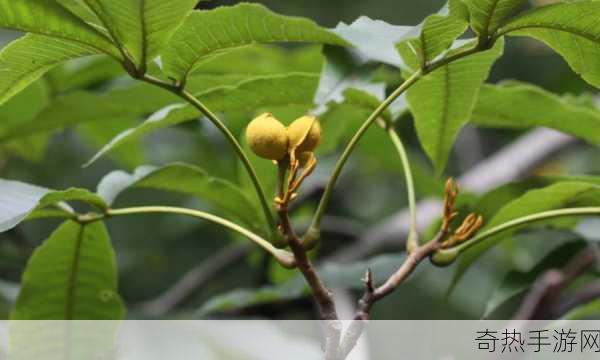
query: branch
273 158 342 359
331 128 575 262
339 231 446 359
514 248 596 320
278 208 337 312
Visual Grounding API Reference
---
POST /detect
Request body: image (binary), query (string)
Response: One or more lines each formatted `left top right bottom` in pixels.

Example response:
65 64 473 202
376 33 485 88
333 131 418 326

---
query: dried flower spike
442 178 459 232
442 213 484 248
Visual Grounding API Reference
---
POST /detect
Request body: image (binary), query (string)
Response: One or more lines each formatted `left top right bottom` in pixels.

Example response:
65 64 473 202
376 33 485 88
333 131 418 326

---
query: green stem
386 126 419 251
305 70 423 240
141 75 277 234
450 207 600 255
106 206 294 268
305 42 490 244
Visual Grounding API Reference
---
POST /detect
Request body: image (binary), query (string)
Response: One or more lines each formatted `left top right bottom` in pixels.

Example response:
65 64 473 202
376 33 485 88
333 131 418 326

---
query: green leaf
86 73 319 165
451 181 600 293
463 0 526 37
417 12 469 63
0 179 107 233
0 79 51 161
189 44 324 76
199 253 406 316
97 163 264 233
0 83 178 140
468 181 544 221
1 51 321 143
46 55 125 93
499 1 600 88
407 39 504 174
77 117 145 168
319 88 391 155
398 1 469 69
162 3 346 82
10 220 124 319
311 45 396 154
55 0 104 27
0 0 117 56
472 82 600 144
195 72 318 114
84 104 195 166
0 34 98 105
81 0 197 68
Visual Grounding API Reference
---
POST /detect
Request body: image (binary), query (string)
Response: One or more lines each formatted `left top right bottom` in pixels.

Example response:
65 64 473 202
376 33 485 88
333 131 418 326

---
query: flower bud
245 113 288 160
287 115 321 153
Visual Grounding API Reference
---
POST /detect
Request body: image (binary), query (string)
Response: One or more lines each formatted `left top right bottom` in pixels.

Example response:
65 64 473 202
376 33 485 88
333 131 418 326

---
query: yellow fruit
287 115 321 153
245 113 288 160
297 151 315 168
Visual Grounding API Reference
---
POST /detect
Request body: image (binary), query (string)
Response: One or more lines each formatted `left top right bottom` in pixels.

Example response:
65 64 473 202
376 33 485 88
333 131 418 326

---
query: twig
138 244 251 316
331 128 575 262
279 208 337 315
339 179 480 358
339 231 446 359
356 232 445 319
274 158 342 359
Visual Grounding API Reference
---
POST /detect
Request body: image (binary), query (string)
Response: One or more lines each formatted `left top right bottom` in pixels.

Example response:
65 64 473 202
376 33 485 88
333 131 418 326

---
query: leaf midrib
0 24 111 59
139 0 148 67
81 0 128 61
65 223 85 320
481 0 501 37
499 24 600 44
435 66 452 169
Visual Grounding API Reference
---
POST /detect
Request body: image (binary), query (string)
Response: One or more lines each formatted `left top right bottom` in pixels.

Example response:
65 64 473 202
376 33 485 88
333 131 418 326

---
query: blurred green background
0 0 597 320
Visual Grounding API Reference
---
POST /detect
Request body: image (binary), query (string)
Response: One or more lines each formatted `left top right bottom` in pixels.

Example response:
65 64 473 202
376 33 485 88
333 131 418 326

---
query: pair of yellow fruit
245 113 322 164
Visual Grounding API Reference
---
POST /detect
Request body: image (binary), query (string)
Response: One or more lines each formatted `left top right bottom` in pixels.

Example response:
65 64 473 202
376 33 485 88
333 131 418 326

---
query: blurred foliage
0 0 598 321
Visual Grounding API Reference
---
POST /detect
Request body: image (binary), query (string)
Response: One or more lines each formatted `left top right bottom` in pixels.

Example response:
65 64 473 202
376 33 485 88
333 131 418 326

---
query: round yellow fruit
287 115 321 153
245 113 288 160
